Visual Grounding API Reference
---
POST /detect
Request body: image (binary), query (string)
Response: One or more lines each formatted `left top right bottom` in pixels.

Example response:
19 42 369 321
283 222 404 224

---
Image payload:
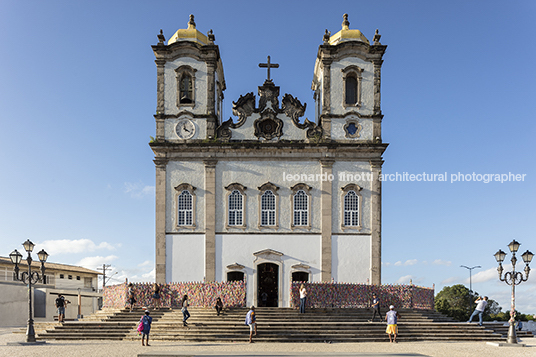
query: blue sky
1 1 535 314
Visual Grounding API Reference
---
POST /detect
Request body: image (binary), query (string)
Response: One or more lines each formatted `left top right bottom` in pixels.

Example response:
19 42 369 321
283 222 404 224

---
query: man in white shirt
467 296 488 326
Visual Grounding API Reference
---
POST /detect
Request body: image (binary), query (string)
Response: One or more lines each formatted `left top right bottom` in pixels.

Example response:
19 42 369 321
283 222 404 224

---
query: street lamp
460 265 481 293
494 239 533 344
9 240 49 343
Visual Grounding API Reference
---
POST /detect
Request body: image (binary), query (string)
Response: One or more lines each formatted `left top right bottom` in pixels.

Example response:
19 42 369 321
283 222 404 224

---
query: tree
435 284 473 321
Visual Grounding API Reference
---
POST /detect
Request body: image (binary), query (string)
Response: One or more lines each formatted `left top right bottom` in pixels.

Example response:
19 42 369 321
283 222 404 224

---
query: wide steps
37 307 506 342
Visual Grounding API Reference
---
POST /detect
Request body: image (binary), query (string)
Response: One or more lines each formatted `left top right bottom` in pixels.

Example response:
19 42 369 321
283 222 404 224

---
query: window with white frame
225 183 247 228
293 190 308 226
177 190 193 226
174 183 196 228
344 190 359 226
341 183 362 230
228 190 244 226
261 190 276 226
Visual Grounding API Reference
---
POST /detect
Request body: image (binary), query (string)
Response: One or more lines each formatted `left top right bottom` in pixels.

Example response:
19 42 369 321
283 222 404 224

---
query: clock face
175 119 195 139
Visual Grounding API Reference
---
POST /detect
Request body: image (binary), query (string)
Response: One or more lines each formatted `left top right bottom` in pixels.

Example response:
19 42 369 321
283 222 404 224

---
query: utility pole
97 264 112 290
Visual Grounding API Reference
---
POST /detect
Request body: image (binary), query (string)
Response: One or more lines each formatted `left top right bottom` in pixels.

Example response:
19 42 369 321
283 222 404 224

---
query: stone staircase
36 307 527 342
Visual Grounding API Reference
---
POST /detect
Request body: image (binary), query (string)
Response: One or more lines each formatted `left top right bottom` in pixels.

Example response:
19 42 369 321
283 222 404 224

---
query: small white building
150 14 388 307
0 257 101 326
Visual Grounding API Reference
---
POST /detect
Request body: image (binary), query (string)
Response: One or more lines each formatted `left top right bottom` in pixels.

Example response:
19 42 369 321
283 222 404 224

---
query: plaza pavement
0 327 535 357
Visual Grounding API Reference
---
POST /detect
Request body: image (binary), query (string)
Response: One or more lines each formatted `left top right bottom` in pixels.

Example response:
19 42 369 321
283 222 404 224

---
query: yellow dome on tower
329 14 369 45
168 14 209 46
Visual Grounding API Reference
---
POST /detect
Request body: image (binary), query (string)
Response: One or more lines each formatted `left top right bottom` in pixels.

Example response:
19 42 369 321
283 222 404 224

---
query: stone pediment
253 248 284 263
217 80 322 141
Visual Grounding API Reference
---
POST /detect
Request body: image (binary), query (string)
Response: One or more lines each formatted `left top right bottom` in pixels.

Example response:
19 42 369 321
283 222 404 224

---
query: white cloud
76 255 118 270
138 260 152 267
39 239 116 256
432 259 452 266
394 259 418 266
124 182 155 198
471 267 499 284
441 276 459 285
141 268 156 282
395 275 414 284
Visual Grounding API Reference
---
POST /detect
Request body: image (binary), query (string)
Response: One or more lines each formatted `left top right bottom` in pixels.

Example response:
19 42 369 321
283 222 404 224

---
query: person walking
55 294 70 323
152 283 162 309
245 305 257 343
139 310 153 346
370 293 381 322
181 294 190 326
299 284 307 313
215 297 223 316
128 283 136 312
385 305 400 343
467 296 488 326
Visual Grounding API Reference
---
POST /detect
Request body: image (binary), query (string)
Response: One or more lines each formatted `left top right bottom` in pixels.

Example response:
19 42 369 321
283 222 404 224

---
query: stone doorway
257 262 279 307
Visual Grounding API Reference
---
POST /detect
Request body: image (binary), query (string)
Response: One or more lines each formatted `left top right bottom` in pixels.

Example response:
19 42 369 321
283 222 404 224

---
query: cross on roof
258 56 279 82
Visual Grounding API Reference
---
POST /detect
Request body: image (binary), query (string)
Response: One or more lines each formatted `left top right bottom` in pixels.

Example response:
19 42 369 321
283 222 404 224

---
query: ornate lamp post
494 240 533 344
9 239 49 343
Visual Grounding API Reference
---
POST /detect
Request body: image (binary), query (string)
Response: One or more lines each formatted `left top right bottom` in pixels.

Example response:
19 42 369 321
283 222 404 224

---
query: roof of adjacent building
0 257 101 275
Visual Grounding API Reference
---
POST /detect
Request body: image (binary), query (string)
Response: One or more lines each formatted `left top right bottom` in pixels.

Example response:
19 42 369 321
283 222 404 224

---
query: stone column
204 160 218 281
154 158 168 284
320 159 334 282
370 160 383 285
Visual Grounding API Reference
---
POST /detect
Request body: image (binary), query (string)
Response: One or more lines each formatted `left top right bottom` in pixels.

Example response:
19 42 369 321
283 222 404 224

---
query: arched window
341 183 362 230
344 190 359 226
175 65 196 107
228 190 243 226
293 190 308 226
179 74 193 103
342 66 363 108
177 190 193 226
174 183 196 228
345 74 358 105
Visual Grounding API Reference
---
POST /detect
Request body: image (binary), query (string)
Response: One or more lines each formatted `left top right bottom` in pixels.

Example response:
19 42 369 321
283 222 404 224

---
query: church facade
150 14 388 307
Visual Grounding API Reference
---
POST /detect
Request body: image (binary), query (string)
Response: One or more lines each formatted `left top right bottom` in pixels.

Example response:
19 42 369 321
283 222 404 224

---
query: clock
175 119 195 139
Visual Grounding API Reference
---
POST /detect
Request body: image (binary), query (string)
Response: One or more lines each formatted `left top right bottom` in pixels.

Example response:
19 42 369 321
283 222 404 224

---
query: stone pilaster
155 59 166 115
204 160 218 281
320 159 334 282
372 59 383 115
370 160 383 285
322 59 332 115
206 60 216 139
154 158 168 284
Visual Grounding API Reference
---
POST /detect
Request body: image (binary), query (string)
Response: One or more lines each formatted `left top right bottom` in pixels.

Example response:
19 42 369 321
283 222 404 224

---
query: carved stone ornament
174 183 196 192
254 110 283 140
282 94 323 139
258 81 280 112
343 119 362 139
253 248 284 263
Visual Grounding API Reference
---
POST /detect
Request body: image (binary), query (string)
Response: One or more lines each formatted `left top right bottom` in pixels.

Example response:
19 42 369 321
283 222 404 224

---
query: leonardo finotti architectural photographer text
282 172 527 184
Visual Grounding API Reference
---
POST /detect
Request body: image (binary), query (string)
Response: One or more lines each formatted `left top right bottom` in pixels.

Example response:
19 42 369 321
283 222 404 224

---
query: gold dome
329 14 369 45
168 14 208 46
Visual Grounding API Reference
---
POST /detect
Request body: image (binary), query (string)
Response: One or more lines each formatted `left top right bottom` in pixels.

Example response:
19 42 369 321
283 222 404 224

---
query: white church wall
332 161 373 234
331 234 371 283
166 234 206 282
216 161 322 233
216 233 321 307
164 57 208 116
330 58 374 117
229 110 309 141
166 160 205 231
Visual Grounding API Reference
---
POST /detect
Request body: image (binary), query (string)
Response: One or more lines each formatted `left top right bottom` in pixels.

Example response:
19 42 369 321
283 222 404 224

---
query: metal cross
259 56 279 81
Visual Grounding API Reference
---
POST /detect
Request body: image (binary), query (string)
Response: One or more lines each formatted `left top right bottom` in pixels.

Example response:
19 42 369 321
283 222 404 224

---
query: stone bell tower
312 14 388 284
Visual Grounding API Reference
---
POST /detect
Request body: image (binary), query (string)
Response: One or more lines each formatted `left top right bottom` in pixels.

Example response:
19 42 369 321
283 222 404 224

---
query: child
140 310 152 346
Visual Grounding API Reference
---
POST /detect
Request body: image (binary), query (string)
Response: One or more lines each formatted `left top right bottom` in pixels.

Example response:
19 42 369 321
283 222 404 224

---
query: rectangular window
293 190 308 226
261 190 276 226
177 190 193 226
